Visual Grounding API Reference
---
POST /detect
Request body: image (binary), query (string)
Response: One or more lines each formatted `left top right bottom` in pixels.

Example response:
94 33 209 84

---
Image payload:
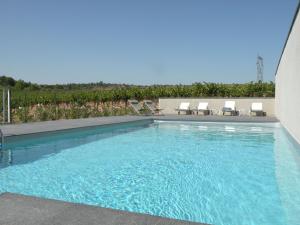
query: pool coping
0 115 278 139
0 193 209 225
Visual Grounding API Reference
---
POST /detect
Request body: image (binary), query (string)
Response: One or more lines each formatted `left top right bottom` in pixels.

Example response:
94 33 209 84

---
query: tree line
0 76 275 108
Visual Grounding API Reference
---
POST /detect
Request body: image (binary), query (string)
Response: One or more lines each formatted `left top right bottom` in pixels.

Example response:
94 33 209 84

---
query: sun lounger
194 102 210 115
128 100 143 115
222 101 238 116
250 102 264 116
143 100 163 115
175 102 191 115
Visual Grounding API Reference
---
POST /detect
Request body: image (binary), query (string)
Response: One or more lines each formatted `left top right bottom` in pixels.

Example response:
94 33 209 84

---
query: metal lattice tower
256 55 264 82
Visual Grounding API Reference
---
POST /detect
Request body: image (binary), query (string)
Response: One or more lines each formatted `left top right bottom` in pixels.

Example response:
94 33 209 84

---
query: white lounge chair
194 102 210 115
175 102 191 115
250 102 264 116
222 101 238 116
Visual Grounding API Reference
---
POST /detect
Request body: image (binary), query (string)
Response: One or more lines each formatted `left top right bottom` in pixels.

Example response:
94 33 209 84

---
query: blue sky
0 0 298 85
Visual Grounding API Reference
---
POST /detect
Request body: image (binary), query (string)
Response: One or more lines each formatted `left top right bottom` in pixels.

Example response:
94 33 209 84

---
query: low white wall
275 3 300 144
159 98 275 116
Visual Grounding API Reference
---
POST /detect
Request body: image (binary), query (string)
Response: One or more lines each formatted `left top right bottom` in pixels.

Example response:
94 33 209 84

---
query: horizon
0 75 275 87
0 0 298 85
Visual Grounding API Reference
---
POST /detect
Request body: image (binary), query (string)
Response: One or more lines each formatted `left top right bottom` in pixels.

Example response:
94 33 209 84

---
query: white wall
159 98 275 116
275 4 300 144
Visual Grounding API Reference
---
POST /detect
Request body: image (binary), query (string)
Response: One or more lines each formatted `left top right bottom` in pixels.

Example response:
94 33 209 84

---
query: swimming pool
0 120 300 225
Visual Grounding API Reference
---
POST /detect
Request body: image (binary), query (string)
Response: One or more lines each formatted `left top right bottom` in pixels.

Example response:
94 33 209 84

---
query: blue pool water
1 120 300 225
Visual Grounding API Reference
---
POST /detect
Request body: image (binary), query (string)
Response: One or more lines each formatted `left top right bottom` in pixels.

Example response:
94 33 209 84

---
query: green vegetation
0 76 275 123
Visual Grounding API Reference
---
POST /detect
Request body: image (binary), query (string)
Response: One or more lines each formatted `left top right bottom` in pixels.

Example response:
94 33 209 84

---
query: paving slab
0 193 209 225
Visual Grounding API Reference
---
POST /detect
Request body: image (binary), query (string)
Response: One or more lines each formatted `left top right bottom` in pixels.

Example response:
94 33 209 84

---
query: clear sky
0 0 298 85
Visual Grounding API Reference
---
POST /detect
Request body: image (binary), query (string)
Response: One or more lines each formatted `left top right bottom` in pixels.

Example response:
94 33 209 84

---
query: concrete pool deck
0 115 278 138
0 193 208 225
